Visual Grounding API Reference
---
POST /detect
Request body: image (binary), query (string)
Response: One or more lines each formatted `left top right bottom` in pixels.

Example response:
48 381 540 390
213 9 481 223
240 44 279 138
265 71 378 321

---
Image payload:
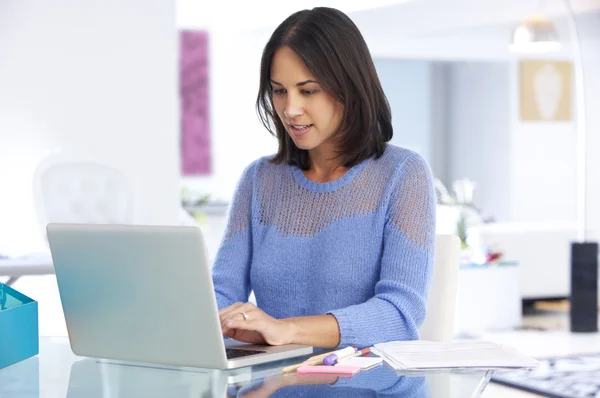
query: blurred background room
1 1 600 396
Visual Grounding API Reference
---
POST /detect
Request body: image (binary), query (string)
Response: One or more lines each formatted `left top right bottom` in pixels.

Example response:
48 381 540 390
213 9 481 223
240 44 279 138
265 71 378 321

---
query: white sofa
468 222 578 301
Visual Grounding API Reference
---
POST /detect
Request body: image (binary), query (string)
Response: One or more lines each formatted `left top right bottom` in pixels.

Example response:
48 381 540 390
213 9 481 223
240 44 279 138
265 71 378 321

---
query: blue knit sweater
212 144 436 347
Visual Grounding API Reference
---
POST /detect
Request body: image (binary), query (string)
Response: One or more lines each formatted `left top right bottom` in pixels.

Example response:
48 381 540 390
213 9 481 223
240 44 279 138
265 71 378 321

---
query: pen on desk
322 346 358 366
280 356 323 373
281 346 356 373
334 347 371 364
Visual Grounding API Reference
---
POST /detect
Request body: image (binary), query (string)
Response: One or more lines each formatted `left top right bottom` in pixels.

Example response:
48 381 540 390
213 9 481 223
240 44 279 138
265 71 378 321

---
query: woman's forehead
270 47 316 82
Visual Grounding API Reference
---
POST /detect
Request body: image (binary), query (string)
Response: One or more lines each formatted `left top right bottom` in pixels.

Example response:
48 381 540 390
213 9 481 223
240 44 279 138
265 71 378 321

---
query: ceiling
177 0 600 61
349 0 600 39
359 6 600 60
176 0 413 31
177 0 600 33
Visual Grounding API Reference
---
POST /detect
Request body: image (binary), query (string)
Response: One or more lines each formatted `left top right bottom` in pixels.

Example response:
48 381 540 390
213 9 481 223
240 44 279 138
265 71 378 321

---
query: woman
213 7 436 349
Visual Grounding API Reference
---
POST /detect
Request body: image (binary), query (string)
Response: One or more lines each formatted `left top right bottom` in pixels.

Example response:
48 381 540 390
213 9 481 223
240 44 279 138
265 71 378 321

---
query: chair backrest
419 234 461 342
32 150 133 232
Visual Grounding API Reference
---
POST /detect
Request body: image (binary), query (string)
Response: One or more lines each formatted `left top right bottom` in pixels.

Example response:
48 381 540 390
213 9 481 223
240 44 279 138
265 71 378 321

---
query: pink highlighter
297 365 360 375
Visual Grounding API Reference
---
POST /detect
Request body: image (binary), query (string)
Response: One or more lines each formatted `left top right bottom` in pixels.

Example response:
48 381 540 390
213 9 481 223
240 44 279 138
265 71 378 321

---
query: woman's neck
303 146 348 183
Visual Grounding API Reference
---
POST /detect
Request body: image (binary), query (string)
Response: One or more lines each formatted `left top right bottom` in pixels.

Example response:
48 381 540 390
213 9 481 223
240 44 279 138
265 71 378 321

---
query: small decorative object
435 177 500 265
486 251 503 264
520 59 572 121
451 178 480 250
456 212 469 249
434 179 455 205
452 178 477 205
0 283 39 369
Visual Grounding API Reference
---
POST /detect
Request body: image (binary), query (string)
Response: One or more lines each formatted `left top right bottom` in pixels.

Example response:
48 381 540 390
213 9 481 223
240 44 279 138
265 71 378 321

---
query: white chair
419 234 461 342
32 150 133 235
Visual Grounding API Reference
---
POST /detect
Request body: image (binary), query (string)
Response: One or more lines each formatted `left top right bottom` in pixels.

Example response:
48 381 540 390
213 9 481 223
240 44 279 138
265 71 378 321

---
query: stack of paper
371 340 539 370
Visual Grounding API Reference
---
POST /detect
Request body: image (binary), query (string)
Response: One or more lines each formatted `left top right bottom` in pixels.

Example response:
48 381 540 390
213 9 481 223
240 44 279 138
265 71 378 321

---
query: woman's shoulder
381 144 424 164
240 154 288 181
377 144 431 176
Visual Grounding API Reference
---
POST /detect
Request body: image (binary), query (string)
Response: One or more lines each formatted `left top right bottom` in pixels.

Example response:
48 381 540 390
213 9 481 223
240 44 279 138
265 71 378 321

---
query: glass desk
0 337 495 397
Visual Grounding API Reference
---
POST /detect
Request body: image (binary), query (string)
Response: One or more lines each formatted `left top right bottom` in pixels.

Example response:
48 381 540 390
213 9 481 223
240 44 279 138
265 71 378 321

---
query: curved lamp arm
562 0 588 242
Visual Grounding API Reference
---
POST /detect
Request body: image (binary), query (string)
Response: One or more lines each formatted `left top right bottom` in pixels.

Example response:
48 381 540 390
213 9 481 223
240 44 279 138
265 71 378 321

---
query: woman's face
270 46 344 152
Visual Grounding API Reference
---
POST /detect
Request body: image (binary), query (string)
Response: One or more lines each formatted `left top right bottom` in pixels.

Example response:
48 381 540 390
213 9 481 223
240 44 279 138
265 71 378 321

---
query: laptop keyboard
226 348 267 359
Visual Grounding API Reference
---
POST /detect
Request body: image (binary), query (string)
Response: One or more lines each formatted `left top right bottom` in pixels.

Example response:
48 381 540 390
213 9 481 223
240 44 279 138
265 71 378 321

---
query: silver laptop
47 223 312 369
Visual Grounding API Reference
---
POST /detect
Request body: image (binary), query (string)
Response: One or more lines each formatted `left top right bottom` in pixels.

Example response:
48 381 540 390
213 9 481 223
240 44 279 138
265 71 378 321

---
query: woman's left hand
219 302 294 346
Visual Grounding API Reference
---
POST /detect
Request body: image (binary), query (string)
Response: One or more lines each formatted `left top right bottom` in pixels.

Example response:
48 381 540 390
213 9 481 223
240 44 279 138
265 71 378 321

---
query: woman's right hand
239 374 339 398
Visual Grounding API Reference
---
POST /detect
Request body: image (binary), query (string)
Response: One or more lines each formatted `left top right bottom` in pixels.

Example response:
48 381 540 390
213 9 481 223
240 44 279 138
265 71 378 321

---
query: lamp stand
561 0 599 333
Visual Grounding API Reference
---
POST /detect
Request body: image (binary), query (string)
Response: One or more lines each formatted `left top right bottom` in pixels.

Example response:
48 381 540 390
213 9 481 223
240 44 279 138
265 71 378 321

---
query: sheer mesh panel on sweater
387 154 435 248
222 165 254 241
247 151 432 249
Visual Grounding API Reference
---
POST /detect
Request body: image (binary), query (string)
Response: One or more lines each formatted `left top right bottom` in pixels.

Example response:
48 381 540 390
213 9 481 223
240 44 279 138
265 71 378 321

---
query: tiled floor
6 275 600 398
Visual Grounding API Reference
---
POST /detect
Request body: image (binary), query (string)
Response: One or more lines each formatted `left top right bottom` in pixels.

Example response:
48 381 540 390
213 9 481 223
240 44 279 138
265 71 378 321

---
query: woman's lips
290 124 313 137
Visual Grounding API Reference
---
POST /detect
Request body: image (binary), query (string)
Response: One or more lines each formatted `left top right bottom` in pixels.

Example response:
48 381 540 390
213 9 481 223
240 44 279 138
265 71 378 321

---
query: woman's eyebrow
270 79 319 87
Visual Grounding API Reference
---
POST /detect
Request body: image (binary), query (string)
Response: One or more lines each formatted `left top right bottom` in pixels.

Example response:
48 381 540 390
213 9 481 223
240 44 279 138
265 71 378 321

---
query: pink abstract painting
180 30 211 175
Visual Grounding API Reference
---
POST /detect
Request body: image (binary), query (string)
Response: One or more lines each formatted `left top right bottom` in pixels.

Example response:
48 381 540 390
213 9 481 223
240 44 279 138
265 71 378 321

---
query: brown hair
256 7 393 170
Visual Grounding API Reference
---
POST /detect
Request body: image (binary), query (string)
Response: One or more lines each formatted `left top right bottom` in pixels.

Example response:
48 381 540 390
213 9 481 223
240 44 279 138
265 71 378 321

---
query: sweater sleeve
328 153 436 347
211 160 259 310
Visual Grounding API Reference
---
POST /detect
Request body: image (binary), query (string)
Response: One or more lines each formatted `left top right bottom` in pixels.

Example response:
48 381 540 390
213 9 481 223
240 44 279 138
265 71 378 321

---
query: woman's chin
289 136 315 151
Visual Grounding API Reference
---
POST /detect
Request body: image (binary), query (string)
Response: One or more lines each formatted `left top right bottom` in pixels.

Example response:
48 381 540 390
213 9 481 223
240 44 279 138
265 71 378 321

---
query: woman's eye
302 90 318 95
272 89 286 95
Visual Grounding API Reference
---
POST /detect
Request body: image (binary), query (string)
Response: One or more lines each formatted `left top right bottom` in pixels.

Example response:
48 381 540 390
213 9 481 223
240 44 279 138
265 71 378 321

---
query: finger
220 302 256 323
222 309 256 336
219 302 245 324
225 311 263 334
221 313 245 336
226 302 259 326
221 302 257 329
225 312 248 327
219 302 244 316
220 305 242 336
222 312 251 336
223 326 238 340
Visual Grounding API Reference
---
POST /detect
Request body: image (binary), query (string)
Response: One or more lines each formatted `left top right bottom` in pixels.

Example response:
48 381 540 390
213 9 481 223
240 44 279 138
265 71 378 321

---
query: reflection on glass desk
0 337 495 398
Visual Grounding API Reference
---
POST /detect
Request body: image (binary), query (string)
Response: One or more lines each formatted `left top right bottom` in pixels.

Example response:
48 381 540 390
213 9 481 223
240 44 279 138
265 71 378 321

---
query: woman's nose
284 97 304 119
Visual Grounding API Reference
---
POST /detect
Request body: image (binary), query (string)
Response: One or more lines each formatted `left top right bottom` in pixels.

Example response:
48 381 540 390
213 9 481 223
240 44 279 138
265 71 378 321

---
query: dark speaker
570 242 598 332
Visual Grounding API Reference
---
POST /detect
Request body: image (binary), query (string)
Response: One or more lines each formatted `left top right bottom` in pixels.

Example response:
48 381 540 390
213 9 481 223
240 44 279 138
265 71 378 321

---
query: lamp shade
509 15 561 53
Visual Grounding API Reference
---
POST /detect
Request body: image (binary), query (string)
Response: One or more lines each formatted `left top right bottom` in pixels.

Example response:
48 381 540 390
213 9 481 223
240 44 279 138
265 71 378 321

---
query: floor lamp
510 1 598 332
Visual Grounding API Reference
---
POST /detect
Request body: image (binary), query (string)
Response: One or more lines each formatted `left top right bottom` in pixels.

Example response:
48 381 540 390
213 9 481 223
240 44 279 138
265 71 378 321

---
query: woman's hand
238 374 339 398
219 302 294 346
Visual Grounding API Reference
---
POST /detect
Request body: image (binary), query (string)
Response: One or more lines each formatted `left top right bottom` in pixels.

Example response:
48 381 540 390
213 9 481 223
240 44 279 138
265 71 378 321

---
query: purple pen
322 346 357 366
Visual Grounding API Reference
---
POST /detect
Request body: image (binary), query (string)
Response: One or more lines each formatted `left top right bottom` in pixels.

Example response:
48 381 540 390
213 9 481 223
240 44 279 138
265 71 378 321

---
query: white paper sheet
371 340 539 370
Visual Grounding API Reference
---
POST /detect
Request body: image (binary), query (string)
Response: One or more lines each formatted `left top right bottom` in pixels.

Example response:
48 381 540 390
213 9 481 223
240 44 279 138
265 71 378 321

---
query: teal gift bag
0 283 39 369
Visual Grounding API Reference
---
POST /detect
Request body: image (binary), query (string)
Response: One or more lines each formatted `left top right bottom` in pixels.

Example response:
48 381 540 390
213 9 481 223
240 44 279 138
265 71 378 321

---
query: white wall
584 37 600 242
509 35 600 240
373 59 451 181
178 27 278 202
445 62 512 222
506 11 599 239
0 1 180 254
436 12 600 239
374 59 433 165
429 63 450 182
507 58 578 226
